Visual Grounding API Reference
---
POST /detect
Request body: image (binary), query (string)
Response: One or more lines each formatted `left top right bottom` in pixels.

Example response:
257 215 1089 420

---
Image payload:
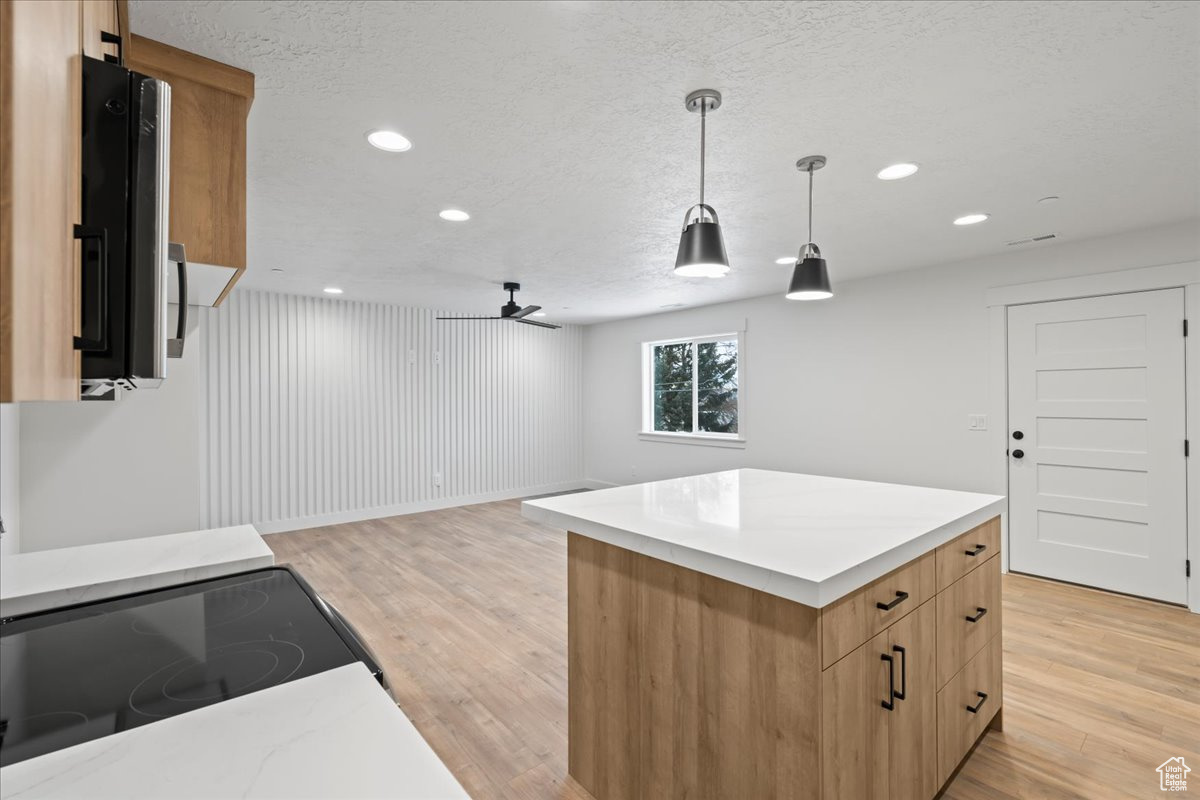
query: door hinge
1187 440 1191 457
1185 319 1190 337
1188 559 1192 578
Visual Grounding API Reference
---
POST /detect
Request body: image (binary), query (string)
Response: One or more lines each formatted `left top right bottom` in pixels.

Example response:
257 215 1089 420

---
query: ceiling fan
437 282 561 329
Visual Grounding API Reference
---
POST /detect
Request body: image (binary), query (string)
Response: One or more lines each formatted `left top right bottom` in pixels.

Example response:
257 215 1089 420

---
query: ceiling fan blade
436 316 505 321
510 305 542 319
513 317 561 329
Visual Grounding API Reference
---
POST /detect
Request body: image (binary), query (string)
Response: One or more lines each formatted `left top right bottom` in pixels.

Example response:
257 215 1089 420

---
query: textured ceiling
130 0 1200 324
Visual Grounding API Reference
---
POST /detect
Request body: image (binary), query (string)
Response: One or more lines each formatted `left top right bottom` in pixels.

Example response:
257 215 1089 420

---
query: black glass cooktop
0 567 380 767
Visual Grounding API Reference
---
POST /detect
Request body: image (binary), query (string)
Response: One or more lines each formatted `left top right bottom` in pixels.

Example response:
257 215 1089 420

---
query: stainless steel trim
152 80 172 379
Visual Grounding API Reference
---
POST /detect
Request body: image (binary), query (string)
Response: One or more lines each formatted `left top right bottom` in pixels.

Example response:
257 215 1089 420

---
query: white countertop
0 663 470 800
0 526 274 618
523 469 1005 608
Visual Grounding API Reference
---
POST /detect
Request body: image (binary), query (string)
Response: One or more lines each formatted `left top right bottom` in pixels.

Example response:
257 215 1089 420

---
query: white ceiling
130 0 1200 324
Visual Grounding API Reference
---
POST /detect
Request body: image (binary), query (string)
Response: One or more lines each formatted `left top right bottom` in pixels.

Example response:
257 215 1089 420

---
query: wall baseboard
256 481 591 535
582 478 623 490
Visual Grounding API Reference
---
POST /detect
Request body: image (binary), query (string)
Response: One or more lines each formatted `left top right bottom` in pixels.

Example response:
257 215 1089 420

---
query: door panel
1007 289 1187 603
887 601 937 800
821 629 890 800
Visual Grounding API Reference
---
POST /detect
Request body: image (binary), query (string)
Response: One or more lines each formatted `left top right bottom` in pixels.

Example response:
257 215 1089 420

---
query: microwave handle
73 224 109 352
167 242 187 358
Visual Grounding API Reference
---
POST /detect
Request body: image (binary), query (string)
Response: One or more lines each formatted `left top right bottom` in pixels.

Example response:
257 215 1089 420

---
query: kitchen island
523 469 1006 800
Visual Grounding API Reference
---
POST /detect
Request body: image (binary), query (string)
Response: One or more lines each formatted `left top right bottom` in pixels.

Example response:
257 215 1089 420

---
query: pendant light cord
807 164 814 243
700 103 707 214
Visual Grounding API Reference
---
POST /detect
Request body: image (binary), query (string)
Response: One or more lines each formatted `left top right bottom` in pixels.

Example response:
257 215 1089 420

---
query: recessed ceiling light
953 213 990 226
324 287 344 294
1038 196 1060 205
439 209 470 222
366 130 412 152
775 256 794 265
877 163 919 180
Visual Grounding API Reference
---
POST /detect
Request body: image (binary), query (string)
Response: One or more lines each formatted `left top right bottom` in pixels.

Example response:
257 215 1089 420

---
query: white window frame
640 332 745 448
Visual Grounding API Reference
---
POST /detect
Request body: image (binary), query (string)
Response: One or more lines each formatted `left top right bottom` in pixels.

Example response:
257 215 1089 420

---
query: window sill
638 432 747 449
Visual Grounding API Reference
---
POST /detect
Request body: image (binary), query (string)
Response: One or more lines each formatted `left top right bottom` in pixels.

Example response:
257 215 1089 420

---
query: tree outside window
648 336 739 436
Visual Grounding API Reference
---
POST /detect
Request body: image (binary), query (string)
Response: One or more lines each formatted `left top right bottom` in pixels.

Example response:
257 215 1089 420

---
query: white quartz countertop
0 525 274 618
523 469 1005 608
0 663 470 800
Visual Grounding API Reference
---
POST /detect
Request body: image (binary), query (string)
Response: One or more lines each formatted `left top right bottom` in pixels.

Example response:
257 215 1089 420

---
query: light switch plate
967 414 988 431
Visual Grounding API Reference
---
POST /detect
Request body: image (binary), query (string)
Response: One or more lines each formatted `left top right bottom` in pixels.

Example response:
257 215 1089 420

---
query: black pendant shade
786 244 832 301
675 205 730 278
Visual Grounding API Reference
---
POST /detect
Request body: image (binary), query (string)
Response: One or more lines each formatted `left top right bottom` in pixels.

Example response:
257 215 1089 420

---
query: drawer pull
964 544 987 557
965 607 988 623
892 645 907 701
966 691 988 714
876 590 910 611
881 653 896 710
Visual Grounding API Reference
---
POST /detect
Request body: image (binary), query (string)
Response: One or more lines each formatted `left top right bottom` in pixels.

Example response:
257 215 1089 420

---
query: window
643 334 741 443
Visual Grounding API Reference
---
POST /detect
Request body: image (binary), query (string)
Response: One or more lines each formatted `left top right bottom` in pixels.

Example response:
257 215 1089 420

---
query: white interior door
1007 288 1188 604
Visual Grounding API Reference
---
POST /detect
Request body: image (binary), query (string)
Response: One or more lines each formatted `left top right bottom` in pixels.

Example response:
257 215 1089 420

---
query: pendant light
786 155 833 300
674 89 730 278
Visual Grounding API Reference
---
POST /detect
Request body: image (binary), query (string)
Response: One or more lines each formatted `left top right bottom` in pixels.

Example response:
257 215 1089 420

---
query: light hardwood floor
268 499 1200 800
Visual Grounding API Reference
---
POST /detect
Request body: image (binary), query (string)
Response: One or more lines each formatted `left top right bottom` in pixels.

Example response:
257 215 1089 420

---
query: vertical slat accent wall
197 290 585 531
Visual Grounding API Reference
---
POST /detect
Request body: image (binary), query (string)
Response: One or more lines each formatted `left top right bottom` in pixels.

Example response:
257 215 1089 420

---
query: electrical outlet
433 472 442 487
407 349 416 365
434 351 442 365
631 465 637 478
967 414 988 431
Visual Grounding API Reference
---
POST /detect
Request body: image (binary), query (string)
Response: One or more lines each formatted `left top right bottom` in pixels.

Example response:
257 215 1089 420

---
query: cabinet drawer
935 516 1000 592
937 635 1002 787
822 552 934 669
936 553 1000 688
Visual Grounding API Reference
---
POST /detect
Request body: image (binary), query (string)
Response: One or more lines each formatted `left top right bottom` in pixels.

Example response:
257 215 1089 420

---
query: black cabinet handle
966 691 988 714
876 590 910 611
965 607 988 623
1012 449 1025 459
1012 430 1024 440
892 645 907 701
964 543 987 557
73 224 109 352
881 653 895 711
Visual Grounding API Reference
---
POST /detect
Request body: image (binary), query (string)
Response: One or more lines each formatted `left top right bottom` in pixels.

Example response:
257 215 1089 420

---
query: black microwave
78 54 187 397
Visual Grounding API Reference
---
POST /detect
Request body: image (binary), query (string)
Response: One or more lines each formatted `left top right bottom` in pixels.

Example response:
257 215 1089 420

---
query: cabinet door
887 600 938 800
0 0 82 402
821 629 890 800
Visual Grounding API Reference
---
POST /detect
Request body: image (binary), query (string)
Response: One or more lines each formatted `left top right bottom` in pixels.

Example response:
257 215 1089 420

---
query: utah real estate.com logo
1158 757 1191 792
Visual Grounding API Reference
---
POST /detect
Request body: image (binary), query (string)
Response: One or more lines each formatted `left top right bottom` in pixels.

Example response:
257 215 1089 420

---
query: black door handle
965 543 987 557
1012 430 1024 440
966 691 988 713
73 224 109 352
876 590 910 611
966 607 988 623
1012 449 1024 459
881 653 895 710
892 645 907 701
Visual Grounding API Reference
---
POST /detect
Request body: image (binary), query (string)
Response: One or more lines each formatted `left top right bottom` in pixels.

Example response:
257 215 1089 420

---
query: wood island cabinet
566 515 1003 800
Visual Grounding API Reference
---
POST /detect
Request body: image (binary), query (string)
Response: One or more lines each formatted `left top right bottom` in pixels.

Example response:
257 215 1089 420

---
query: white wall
582 220 1200 493
196 290 585 533
19 311 204 552
0 404 19 557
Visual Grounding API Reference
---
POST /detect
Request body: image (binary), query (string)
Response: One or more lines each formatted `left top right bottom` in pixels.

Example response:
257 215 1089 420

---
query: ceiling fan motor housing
501 300 522 317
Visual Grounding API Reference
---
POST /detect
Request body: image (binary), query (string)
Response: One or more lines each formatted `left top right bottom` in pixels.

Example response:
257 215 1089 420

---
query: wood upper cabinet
1 0 83 402
125 33 253 306
821 601 938 800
